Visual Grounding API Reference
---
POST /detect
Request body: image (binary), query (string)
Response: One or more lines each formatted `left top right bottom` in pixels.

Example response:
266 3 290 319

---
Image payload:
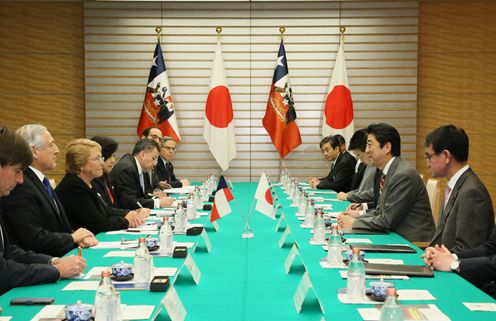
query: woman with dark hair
90 136 121 208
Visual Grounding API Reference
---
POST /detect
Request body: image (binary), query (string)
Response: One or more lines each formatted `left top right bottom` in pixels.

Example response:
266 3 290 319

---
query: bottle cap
139 237 146 242
101 270 111 277
163 217 169 222
352 247 361 255
386 287 397 296
331 224 338 230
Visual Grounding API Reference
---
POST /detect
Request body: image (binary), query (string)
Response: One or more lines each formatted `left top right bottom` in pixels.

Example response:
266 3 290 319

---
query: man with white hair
3 124 98 257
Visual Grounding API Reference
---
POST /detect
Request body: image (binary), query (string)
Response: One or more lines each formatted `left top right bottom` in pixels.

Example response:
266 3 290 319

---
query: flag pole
277 26 285 182
156 26 161 43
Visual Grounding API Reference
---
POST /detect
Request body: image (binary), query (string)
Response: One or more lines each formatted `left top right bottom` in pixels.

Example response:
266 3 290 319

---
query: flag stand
236 198 254 238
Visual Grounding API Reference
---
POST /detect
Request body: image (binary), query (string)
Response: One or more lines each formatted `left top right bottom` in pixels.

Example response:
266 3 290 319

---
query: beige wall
0 1 84 182
417 0 496 208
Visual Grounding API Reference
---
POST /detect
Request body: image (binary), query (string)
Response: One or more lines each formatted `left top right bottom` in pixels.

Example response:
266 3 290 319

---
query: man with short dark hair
110 139 174 209
308 135 356 192
141 126 163 143
156 136 189 188
3 124 98 257
425 125 493 252
0 128 86 295
338 123 435 242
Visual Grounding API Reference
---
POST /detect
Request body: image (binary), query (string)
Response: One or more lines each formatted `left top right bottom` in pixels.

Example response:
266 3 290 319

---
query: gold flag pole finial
155 26 162 42
339 26 346 44
216 26 222 40
279 26 286 41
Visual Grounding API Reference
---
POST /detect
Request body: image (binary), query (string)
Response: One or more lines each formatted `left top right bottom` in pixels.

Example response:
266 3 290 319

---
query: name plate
184 253 202 285
158 286 187 321
278 226 292 248
293 272 325 313
200 229 212 253
212 221 220 232
284 244 300 274
275 212 286 232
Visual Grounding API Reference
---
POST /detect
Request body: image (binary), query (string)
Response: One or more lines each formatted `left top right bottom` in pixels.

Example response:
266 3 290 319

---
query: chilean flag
255 172 275 220
203 39 236 171
263 40 302 159
210 175 234 223
321 36 354 143
137 42 181 142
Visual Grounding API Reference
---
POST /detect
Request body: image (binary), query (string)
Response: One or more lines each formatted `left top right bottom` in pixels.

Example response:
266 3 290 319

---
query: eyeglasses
424 152 439 160
162 146 176 152
90 155 104 162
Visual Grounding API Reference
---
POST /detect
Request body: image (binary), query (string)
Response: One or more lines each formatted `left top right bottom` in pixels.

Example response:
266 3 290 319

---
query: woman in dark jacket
90 136 121 209
56 139 147 234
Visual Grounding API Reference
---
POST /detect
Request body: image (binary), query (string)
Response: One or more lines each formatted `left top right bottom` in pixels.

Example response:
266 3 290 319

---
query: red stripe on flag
223 187 233 201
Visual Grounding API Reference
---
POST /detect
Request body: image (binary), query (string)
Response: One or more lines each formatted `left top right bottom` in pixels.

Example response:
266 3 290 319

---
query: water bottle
297 194 307 216
174 202 187 234
380 288 404 321
313 208 325 243
195 186 203 209
186 193 197 220
327 224 342 266
94 270 116 321
134 238 152 288
347 247 366 300
159 217 174 255
304 198 315 227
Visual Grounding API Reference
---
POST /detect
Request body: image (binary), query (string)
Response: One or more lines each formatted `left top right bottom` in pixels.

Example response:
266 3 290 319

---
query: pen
137 201 144 209
77 246 82 257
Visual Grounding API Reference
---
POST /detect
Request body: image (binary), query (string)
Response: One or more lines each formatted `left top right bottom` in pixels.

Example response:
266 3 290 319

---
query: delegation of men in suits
308 135 356 191
0 128 86 294
337 123 435 242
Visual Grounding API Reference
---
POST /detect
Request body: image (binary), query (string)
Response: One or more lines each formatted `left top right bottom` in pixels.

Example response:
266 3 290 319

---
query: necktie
143 172 151 194
42 177 57 207
139 172 145 193
444 185 452 209
380 174 386 191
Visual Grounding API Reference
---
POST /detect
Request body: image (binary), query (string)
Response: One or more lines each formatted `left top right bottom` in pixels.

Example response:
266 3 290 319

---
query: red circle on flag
265 189 273 205
205 86 234 128
324 85 354 129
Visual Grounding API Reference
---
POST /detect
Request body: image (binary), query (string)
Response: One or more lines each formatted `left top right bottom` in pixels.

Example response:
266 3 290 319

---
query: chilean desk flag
203 40 236 171
321 37 354 143
263 41 302 159
210 175 234 223
137 42 181 142
255 172 275 220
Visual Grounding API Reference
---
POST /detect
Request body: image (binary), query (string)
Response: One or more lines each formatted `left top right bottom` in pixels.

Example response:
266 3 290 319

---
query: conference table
0 182 494 321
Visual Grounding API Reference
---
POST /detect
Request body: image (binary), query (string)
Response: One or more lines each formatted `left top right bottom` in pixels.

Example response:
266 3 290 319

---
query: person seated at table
0 127 86 295
422 226 496 298
335 134 347 153
337 123 435 242
3 124 98 257
56 139 148 234
141 126 163 143
156 136 189 189
110 139 175 210
424 125 493 252
308 135 356 191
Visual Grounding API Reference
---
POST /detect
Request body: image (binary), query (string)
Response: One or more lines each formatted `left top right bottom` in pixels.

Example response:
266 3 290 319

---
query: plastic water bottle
134 238 152 288
347 247 366 300
174 202 187 234
94 270 116 321
194 186 203 209
297 195 307 216
186 193 197 220
327 224 342 266
304 198 315 227
313 209 325 243
159 217 174 255
380 288 404 321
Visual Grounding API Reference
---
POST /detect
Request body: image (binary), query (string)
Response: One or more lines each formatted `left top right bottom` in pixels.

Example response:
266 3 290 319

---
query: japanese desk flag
255 172 275 220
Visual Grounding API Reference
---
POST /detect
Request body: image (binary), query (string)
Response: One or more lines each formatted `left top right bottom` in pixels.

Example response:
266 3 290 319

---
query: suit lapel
25 168 61 217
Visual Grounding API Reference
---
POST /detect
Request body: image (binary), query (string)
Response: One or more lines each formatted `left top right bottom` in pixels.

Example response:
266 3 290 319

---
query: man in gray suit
425 125 494 252
338 123 435 242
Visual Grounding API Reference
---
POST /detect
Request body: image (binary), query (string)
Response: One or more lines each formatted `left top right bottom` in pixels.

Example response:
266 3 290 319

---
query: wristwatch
48 257 60 265
450 253 460 272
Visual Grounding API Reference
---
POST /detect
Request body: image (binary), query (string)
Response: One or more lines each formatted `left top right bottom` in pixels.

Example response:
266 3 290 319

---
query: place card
293 272 325 313
284 244 301 273
200 229 212 253
278 226 292 248
275 212 286 231
153 287 186 321
463 302 496 312
175 253 202 285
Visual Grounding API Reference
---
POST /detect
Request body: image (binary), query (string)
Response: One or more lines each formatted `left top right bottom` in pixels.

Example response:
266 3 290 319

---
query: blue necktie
42 177 57 207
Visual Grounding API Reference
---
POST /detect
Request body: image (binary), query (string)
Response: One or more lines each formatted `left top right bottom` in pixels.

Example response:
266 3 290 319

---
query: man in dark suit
156 136 189 189
308 135 356 192
141 126 163 143
0 127 86 295
423 227 496 298
425 125 493 252
338 123 435 242
3 125 98 257
110 139 174 210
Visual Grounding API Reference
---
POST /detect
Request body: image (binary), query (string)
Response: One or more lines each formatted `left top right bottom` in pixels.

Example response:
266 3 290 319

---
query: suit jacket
317 151 356 192
0 200 59 295
430 168 494 252
56 174 129 234
457 227 496 298
347 165 377 203
155 157 182 188
352 157 435 242
2 167 76 257
349 162 366 191
92 176 130 215
109 154 158 209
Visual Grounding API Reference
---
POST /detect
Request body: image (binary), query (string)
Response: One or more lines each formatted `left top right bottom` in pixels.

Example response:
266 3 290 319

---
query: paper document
358 304 450 321
463 302 496 312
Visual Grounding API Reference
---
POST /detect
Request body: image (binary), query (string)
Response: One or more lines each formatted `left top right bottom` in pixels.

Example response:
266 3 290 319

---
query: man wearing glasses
110 139 174 209
156 136 189 189
424 125 494 252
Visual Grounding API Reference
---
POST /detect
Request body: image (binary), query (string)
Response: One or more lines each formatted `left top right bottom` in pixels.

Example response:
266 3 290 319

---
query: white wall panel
85 0 418 181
